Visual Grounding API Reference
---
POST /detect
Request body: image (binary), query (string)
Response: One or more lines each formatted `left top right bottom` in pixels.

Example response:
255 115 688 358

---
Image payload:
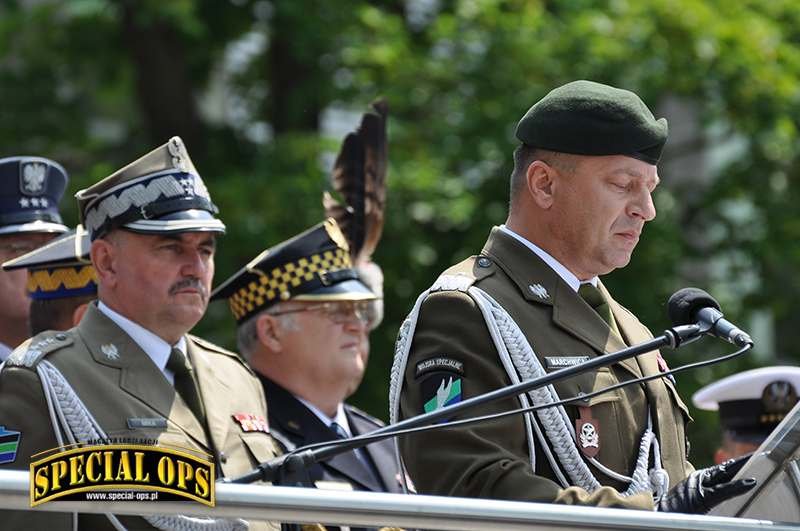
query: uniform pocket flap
239 432 279 464
664 377 693 421
580 368 622 406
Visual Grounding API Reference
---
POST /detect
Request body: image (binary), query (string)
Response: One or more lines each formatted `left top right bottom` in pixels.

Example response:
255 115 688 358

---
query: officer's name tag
315 480 354 491
415 356 464 378
127 417 167 429
544 356 590 370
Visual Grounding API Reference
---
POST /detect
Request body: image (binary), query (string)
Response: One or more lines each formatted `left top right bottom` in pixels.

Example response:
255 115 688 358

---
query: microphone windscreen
668 287 721 326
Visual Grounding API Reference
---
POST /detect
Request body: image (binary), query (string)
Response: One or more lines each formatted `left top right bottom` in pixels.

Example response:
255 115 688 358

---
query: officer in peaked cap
75 136 224 238
2 226 96 335
0 137 279 531
391 80 754 514
212 219 408 518
693 366 800 463
0 156 69 360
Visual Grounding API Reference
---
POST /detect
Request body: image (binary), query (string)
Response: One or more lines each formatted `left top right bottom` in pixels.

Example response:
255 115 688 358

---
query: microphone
231 317 697 484
668 288 753 347
228 290 748 485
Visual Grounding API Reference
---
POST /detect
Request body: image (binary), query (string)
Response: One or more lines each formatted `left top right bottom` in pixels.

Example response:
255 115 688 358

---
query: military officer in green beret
0 137 279 530
2 226 96 335
390 80 754 513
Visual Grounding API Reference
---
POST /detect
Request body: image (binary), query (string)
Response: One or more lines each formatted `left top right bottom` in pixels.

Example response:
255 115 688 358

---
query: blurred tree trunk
120 2 206 152
266 3 329 134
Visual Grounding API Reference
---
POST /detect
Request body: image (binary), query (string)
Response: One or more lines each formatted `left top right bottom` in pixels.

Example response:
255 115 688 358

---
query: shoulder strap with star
4 330 75 370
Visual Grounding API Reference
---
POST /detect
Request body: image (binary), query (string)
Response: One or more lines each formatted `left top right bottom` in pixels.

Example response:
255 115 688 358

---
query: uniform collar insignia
101 343 119 360
528 283 549 300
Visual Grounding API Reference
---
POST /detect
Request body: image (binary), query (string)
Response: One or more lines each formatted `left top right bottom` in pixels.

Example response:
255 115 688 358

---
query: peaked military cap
2 226 96 300
75 136 225 240
211 218 375 324
515 80 669 164
693 366 800 443
0 156 69 235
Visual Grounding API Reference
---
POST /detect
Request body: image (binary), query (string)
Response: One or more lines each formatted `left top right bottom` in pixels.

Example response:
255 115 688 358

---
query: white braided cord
388 273 669 500
470 286 601 492
35 360 248 531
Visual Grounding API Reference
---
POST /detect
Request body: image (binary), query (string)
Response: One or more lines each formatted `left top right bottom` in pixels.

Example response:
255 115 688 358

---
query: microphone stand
229 324 703 485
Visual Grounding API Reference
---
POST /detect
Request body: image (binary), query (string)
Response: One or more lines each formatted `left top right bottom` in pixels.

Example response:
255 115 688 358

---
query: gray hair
236 302 299 361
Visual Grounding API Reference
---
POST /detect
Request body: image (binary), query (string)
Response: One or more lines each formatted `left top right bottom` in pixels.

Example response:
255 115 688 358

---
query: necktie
330 420 385 489
330 421 350 440
167 348 206 426
578 282 621 337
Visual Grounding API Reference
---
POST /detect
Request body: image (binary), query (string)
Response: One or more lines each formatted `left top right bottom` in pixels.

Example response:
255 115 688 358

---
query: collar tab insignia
529 283 549 300
101 343 119 360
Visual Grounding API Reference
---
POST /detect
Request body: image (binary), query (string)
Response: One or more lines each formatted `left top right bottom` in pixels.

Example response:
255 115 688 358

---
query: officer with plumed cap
391 80 754 513
693 366 800 463
0 137 279 530
212 219 408 510
0 156 69 359
2 225 96 335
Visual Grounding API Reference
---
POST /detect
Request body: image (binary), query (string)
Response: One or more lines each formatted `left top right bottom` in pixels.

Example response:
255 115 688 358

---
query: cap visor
0 221 69 235
123 219 226 235
292 279 376 302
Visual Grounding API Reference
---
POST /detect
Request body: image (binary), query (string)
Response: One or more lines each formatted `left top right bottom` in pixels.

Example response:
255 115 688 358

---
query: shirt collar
295 396 351 435
0 342 11 362
499 224 598 292
97 301 186 376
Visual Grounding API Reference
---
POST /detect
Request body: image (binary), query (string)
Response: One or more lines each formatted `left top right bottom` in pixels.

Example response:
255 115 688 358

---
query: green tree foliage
2 0 800 465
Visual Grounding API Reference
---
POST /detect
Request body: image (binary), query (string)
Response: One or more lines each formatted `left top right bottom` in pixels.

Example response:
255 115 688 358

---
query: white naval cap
693 366 800 442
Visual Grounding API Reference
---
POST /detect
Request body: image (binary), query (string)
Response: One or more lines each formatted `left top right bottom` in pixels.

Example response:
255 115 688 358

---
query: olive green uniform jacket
0 303 280 530
398 228 694 510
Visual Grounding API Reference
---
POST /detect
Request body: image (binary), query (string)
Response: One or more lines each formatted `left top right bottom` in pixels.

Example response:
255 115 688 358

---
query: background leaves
4 0 800 466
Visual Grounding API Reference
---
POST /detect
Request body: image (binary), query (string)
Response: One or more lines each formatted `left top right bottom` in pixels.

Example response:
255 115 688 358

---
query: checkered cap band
27 265 98 300
228 247 350 321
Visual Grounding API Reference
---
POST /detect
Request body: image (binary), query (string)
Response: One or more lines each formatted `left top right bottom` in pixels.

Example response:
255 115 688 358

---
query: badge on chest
576 406 600 458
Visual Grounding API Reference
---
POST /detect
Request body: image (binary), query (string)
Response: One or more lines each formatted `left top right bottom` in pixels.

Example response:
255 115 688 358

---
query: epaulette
5 330 74 369
435 255 494 291
188 335 254 373
346 403 387 429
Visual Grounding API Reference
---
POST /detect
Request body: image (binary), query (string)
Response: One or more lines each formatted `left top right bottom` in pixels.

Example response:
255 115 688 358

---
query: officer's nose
628 188 656 222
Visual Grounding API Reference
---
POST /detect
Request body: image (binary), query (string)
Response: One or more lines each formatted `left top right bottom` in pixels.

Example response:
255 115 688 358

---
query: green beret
515 80 668 164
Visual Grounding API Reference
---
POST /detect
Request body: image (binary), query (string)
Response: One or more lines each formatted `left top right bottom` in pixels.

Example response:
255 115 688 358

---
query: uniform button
55 333 67 341
218 452 228 464
477 257 492 268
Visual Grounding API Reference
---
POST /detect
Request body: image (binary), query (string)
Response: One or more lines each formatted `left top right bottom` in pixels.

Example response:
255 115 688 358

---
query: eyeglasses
0 242 41 259
268 300 374 325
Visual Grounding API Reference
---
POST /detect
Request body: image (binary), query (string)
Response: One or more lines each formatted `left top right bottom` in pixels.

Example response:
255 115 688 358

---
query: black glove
657 454 757 514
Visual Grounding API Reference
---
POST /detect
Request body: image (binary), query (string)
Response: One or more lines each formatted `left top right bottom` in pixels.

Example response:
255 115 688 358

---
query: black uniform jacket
260 375 405 494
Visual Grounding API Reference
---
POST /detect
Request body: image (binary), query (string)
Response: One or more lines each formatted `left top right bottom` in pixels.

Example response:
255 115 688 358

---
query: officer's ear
526 159 558 209
90 234 119 288
255 312 283 353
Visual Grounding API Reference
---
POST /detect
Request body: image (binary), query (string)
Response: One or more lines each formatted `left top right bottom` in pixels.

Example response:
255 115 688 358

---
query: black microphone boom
667 287 753 347
229 323 699 484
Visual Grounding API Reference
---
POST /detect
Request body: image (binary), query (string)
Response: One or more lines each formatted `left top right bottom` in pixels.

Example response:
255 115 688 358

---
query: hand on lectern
657 454 757 514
